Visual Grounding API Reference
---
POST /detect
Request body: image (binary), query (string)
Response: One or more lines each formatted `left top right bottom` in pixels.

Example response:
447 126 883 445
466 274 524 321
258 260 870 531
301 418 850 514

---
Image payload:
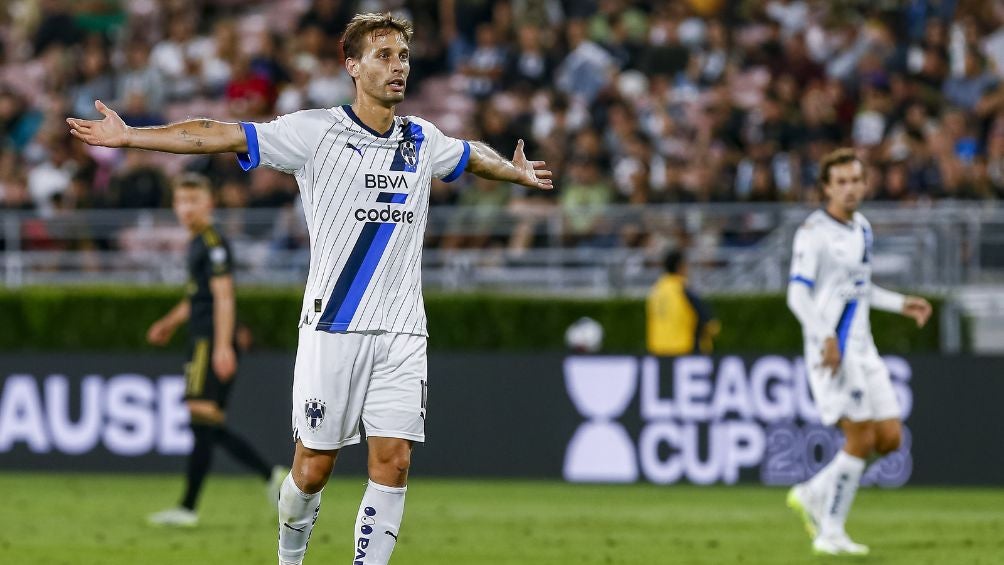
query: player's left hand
512 139 553 190
213 345 237 382
903 296 932 328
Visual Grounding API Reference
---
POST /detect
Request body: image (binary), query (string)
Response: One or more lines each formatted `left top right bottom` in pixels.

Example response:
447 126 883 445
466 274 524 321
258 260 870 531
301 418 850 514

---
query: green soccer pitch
2 474 1001 564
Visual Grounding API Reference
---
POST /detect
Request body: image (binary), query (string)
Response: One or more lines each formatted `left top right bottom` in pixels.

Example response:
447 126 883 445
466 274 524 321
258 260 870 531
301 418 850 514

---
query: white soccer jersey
237 105 469 336
787 209 904 356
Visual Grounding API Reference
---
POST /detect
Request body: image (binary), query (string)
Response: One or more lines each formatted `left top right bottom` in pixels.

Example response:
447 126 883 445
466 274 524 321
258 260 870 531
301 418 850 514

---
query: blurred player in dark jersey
146 173 285 527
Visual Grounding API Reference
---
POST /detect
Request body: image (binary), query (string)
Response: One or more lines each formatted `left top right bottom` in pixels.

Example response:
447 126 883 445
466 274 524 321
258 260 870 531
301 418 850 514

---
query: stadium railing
2 202 1000 293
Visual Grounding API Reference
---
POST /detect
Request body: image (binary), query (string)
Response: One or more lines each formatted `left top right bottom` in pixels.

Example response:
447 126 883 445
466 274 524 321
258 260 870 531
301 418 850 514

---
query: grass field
1 474 1001 565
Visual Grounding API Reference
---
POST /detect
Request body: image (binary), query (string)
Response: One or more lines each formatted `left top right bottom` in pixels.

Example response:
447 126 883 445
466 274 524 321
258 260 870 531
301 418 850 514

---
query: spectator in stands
304 56 354 109
298 0 357 45
225 55 274 119
27 134 76 217
560 157 614 246
199 19 241 96
442 175 511 250
0 172 34 211
439 0 495 71
106 150 169 209
3 0 1000 269
503 25 553 91
149 12 200 100
943 49 999 110
249 31 291 90
874 161 911 202
646 249 719 356
247 167 296 209
462 23 507 100
555 18 616 104
117 40 166 123
70 42 116 121
0 89 44 152
32 0 83 56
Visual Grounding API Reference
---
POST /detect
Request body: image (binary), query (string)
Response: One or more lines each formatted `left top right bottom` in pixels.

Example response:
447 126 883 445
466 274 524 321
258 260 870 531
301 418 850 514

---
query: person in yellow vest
646 250 720 355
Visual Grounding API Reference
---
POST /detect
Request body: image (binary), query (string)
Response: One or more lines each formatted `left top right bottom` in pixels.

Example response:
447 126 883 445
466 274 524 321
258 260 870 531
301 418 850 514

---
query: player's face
173 187 213 232
824 160 867 215
349 29 410 106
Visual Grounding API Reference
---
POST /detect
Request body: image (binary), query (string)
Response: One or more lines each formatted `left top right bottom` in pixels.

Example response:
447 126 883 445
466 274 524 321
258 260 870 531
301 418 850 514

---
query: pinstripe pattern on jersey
317 221 388 330
246 108 466 336
317 191 411 331
309 130 394 311
353 122 436 332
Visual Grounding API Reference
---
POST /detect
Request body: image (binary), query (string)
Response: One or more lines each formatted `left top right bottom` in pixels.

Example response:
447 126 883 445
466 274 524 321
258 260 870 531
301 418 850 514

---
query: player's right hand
146 320 173 346
820 336 841 376
66 100 131 148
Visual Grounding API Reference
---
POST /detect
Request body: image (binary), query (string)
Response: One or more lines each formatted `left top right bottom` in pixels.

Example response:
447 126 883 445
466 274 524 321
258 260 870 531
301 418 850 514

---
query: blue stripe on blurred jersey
835 300 858 355
790 275 815 289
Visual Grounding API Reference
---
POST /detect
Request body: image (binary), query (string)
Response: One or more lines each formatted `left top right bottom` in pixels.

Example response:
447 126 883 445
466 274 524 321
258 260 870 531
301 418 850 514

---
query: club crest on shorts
304 398 326 430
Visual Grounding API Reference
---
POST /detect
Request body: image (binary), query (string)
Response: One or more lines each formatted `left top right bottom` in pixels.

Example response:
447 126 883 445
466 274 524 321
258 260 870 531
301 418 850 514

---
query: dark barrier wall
0 353 1001 485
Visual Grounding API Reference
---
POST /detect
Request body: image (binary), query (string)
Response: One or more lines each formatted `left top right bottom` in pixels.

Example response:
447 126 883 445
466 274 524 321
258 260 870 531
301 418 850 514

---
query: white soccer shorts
292 328 428 450
805 341 900 426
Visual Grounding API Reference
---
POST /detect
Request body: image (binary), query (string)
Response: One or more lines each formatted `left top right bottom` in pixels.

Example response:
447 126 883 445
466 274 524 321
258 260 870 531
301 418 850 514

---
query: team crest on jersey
390 120 424 173
399 139 417 167
304 399 326 430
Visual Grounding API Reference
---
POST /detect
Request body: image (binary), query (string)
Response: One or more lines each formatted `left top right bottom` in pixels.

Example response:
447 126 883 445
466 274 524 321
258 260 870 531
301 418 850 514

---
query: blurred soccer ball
565 317 604 353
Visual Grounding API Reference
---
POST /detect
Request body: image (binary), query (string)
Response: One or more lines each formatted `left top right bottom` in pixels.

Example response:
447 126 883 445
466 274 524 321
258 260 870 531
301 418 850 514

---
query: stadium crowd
1 0 1003 254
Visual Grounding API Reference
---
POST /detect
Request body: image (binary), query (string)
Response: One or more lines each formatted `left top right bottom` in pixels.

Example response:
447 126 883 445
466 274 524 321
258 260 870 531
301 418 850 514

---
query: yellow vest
646 274 699 356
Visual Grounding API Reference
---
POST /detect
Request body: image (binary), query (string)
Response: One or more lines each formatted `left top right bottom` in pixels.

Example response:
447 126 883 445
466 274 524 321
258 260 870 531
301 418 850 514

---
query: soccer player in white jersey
785 148 932 556
68 13 552 565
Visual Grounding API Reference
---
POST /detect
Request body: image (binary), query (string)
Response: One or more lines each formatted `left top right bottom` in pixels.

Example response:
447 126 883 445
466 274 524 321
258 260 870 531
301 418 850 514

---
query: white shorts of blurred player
805 341 901 426
292 328 427 450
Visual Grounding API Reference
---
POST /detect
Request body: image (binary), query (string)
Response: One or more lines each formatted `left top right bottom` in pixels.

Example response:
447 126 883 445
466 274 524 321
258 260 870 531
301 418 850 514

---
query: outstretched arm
67 100 247 154
466 139 552 190
870 285 932 328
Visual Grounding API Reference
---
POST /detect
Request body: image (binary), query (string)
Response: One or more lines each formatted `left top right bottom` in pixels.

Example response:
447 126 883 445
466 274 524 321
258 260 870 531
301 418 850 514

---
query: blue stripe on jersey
862 224 873 263
236 122 260 171
442 141 470 183
317 222 397 331
376 192 408 204
390 122 425 173
790 275 815 289
835 300 858 355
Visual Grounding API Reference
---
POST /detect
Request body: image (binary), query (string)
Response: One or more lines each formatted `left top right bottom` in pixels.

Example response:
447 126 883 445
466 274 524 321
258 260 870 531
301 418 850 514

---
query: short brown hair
341 12 413 61
819 148 862 185
173 172 212 193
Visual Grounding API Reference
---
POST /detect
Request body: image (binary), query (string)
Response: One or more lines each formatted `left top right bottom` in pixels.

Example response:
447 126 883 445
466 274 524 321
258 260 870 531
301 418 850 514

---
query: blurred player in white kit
785 148 932 556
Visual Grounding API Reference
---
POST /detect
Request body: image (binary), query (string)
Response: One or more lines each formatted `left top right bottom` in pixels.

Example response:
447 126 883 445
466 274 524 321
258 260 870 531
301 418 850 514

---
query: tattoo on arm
179 128 205 148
